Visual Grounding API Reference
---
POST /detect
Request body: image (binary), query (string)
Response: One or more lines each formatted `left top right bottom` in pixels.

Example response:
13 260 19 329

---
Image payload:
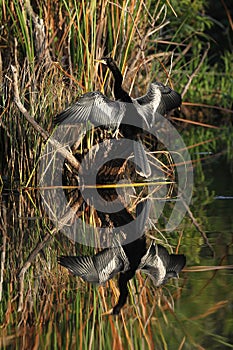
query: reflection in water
58 238 186 314
58 200 186 314
58 235 186 314
53 107 187 312
1 147 233 348
2 105 233 350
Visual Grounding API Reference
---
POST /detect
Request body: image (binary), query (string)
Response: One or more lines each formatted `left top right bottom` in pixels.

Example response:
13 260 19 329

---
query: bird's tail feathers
135 198 151 233
134 141 151 178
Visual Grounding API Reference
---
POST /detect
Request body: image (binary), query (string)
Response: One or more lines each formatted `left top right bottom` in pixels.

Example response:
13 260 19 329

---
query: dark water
178 154 233 349
1 138 233 349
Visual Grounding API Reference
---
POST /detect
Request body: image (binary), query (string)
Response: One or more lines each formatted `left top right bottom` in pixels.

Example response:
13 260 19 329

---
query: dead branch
11 64 80 171
25 0 52 65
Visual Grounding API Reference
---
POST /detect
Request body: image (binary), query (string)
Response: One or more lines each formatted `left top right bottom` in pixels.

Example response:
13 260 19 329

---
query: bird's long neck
109 62 123 87
108 61 132 103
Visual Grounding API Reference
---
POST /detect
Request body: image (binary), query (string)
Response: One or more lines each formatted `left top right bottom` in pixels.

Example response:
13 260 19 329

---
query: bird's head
95 56 117 70
100 56 113 65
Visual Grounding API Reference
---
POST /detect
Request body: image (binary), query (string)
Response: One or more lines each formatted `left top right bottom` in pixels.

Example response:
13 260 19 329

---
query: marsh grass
1 0 233 349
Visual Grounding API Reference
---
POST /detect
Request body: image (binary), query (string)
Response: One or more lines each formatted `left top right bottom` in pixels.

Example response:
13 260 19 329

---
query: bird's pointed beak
94 58 107 65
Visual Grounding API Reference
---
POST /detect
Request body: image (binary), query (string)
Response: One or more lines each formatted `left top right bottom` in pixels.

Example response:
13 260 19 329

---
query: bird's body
54 58 152 177
100 57 181 121
54 57 181 176
99 57 151 178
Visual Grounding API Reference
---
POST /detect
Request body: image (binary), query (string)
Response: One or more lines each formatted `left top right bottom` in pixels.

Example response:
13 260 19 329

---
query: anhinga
96 56 151 178
54 57 181 177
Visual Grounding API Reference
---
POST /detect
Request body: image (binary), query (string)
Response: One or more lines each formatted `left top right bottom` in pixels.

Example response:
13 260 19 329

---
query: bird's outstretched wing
58 244 129 285
93 245 129 283
138 245 165 286
138 243 165 269
138 243 186 286
166 254 186 275
134 81 181 126
54 91 125 127
155 82 182 114
58 255 99 282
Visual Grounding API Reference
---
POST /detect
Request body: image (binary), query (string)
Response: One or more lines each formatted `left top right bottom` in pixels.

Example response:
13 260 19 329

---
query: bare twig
181 198 215 256
180 101 233 115
183 265 233 272
171 116 219 129
181 43 210 99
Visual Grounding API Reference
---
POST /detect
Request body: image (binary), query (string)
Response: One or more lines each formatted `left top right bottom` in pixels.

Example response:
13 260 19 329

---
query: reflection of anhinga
58 238 186 315
58 200 186 314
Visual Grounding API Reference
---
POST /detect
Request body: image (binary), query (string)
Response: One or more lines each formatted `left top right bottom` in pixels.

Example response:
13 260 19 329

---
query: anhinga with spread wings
54 57 181 178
